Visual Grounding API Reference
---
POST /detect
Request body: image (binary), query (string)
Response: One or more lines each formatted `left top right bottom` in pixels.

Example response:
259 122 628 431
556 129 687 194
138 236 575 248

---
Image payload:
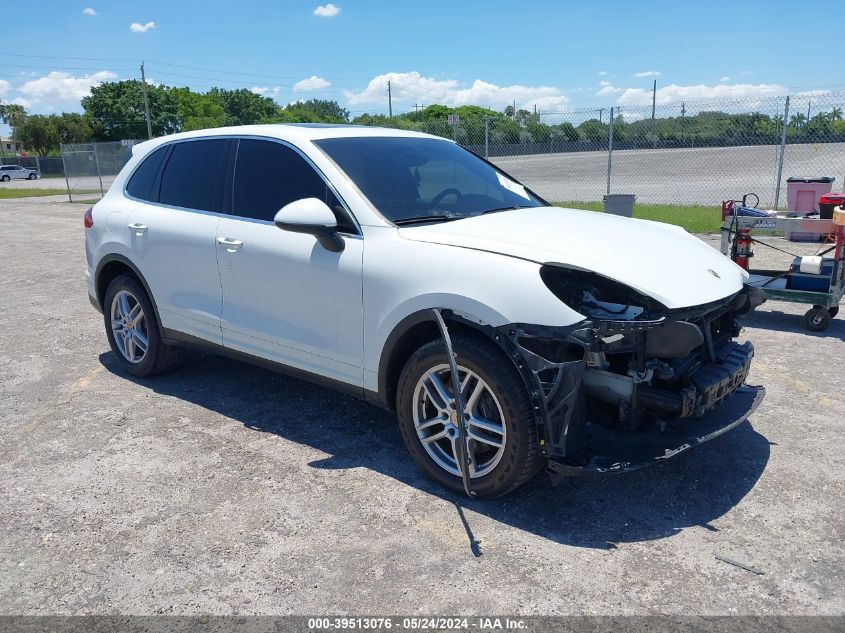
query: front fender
361 225 585 392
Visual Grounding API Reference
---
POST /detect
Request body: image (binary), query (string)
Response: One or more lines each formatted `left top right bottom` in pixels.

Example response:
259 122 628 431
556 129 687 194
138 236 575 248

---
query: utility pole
807 100 811 123
387 80 393 118
681 102 686 118
651 79 657 148
773 96 790 211
598 107 604 123
140 61 152 140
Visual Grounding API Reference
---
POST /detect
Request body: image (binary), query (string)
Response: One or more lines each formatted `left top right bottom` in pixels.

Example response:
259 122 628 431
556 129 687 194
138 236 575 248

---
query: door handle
128 223 148 235
216 237 244 252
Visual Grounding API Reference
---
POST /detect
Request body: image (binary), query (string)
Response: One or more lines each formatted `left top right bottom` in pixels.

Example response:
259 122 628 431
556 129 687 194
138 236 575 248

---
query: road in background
494 142 845 206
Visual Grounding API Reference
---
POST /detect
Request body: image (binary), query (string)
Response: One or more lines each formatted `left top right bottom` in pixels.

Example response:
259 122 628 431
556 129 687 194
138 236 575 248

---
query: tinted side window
159 139 229 212
126 146 168 201
232 139 353 231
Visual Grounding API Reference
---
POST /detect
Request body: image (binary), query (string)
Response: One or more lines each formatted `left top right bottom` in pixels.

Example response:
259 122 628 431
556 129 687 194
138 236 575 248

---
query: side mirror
274 198 344 253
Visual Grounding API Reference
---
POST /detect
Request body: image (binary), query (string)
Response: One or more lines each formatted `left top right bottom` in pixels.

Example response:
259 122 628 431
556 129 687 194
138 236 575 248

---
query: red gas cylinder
733 228 754 270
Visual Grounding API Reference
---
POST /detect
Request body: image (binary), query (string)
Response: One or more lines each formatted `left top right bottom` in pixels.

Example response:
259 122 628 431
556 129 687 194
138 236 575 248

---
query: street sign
447 114 460 125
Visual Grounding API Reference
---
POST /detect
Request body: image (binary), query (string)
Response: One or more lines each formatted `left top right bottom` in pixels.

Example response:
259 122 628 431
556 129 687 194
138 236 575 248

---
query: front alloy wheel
412 364 507 478
396 334 542 498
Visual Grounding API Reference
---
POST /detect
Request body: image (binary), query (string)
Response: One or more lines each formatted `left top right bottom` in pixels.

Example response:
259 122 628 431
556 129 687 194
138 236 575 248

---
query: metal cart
720 215 845 331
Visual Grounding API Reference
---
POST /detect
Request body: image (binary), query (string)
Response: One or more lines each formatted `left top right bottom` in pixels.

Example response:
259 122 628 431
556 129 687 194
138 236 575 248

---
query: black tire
103 274 184 377
804 307 832 332
28 173 36 180
396 334 542 498
1 175 9 182
829 306 839 318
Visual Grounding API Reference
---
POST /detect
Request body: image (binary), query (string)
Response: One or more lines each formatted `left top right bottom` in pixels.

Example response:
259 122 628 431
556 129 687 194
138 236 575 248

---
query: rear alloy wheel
1 175 9 182
103 274 184 377
110 289 149 364
396 334 542 498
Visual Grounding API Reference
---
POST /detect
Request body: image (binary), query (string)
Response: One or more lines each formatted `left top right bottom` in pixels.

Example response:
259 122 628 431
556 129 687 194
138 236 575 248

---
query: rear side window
232 139 354 231
159 139 230 212
125 146 168 201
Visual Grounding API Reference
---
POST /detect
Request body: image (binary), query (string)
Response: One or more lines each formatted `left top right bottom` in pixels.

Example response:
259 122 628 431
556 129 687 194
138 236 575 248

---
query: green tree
206 88 282 125
551 122 579 142
15 115 58 156
285 99 349 123
82 80 179 140
789 113 806 129
171 87 226 131
0 103 28 142
53 113 94 145
578 118 609 142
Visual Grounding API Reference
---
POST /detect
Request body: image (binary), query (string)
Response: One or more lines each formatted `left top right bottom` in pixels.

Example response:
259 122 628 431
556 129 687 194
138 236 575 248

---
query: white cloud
251 86 281 97
17 70 118 105
82 7 97 15
344 71 570 111
595 80 621 97
633 71 660 78
719 76 730 82
597 70 608 76
293 75 331 92
0 79 9 97
10 96 32 108
314 3 340 17
130 21 156 33
615 82 787 106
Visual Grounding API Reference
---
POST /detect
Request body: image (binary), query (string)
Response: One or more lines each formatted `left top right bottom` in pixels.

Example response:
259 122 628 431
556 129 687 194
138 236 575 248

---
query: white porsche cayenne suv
85 124 765 498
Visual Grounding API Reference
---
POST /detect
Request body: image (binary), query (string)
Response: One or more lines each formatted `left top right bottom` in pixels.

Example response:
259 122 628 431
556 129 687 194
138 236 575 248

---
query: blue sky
1 0 842 126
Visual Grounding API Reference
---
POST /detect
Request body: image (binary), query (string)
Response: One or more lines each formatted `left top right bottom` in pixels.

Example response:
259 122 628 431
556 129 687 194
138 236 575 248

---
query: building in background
0 136 24 156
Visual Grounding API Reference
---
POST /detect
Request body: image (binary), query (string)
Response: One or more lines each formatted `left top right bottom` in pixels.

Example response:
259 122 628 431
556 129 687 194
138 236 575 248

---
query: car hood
397 206 747 310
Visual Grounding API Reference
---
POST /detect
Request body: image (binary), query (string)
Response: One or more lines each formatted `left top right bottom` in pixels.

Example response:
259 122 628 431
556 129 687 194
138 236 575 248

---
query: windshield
314 136 544 224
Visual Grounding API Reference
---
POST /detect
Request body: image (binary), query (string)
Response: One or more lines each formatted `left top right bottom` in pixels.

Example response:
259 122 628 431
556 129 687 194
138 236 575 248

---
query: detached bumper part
547 384 765 474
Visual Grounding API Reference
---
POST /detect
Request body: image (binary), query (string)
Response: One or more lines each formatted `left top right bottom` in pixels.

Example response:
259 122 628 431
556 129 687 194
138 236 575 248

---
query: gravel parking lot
1 198 843 616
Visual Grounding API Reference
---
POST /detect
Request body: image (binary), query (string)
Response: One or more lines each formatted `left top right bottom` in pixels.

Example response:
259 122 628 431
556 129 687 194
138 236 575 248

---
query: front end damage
487 265 767 474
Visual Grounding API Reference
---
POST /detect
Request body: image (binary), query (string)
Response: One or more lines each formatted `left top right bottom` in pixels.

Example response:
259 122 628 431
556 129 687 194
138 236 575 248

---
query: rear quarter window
125 146 168 201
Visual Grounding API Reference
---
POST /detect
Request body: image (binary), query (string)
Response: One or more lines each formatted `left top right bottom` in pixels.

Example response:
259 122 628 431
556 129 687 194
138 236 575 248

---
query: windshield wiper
394 214 464 226
480 204 533 215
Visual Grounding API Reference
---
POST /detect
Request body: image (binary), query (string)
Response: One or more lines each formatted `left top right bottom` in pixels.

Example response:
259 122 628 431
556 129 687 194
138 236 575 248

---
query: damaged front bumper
486 287 766 474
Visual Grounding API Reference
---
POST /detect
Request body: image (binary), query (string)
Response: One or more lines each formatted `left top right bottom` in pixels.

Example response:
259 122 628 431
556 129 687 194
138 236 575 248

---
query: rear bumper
548 384 765 474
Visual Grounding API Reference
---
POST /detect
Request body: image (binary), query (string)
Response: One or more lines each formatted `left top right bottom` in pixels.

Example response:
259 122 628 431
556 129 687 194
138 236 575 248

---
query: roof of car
131 123 447 155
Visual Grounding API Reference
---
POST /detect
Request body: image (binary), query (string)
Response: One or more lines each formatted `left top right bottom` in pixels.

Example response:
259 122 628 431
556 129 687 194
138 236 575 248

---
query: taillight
84 207 94 229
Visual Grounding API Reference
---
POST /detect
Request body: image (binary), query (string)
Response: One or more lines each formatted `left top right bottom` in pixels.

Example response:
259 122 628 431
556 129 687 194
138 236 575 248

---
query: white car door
216 138 364 387
125 139 231 345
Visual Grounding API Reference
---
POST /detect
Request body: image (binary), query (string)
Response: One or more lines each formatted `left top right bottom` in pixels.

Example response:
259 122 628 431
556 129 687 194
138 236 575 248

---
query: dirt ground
0 197 842 616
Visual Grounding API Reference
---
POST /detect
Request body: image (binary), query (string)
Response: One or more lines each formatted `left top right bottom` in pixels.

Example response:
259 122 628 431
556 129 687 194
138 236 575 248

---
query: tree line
1 80 844 156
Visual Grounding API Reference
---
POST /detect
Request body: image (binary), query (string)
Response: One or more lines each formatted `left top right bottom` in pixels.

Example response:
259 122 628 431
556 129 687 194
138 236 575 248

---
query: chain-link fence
56 92 845 210
59 141 138 202
376 92 845 210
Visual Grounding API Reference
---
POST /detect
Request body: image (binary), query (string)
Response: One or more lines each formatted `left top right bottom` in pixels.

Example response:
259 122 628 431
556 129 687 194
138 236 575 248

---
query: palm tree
789 112 807 128
0 103 28 142
831 107 843 122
